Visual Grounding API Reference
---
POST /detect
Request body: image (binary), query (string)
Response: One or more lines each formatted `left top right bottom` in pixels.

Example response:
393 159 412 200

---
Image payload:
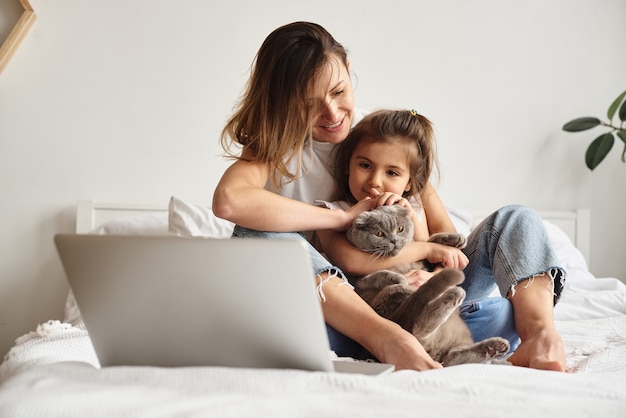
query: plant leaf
608 89 626 120
618 130 626 162
562 117 601 132
619 97 626 122
585 132 614 170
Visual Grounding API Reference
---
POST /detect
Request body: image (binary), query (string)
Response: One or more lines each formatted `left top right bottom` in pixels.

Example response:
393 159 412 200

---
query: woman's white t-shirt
265 139 337 204
265 109 368 204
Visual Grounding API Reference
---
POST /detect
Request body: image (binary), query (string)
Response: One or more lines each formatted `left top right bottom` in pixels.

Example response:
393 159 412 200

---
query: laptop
54 234 394 375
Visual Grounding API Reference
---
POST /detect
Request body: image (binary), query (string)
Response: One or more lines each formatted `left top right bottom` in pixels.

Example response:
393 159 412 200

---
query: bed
1 196 625 417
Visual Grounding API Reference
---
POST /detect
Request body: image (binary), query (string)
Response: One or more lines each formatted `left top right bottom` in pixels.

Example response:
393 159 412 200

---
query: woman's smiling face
309 56 355 144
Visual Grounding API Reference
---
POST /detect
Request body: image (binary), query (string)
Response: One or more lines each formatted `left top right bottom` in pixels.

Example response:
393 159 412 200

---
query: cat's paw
428 233 467 249
479 337 510 358
441 287 466 310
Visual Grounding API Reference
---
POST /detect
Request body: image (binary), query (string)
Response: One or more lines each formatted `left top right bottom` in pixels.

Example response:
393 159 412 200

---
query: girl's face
348 139 412 202
310 57 355 144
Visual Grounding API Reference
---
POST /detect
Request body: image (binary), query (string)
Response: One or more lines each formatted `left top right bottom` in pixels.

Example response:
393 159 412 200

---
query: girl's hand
426 243 468 269
404 269 436 289
369 189 412 209
369 189 428 241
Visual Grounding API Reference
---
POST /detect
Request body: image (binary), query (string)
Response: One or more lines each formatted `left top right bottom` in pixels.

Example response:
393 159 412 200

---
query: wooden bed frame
75 199 591 264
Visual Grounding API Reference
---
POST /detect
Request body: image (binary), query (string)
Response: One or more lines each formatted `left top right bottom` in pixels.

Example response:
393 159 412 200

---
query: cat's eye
397 227 404 233
374 231 384 237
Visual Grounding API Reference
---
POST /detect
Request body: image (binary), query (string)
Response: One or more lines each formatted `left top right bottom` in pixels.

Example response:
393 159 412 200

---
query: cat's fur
347 205 510 366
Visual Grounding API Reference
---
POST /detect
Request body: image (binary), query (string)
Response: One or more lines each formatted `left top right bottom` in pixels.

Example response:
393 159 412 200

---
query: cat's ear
395 206 410 217
353 212 370 228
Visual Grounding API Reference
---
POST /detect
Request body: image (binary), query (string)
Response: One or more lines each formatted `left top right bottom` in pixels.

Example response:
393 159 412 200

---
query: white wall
1 0 625 358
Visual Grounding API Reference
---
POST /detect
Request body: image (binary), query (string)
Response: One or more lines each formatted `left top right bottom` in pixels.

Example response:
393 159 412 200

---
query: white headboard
75 199 168 234
75 199 590 264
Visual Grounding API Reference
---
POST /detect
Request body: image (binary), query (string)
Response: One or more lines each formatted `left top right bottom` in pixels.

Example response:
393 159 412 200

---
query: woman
212 21 566 372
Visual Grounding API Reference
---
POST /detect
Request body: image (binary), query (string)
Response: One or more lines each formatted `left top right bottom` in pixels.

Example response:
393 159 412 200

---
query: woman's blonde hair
332 109 439 205
220 22 349 187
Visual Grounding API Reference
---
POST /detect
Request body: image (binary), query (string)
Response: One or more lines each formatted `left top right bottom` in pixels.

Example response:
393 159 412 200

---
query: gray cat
346 205 510 366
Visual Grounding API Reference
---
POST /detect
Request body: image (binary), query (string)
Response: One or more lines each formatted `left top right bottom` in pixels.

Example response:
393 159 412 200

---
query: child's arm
409 207 429 242
420 182 457 234
318 228 466 276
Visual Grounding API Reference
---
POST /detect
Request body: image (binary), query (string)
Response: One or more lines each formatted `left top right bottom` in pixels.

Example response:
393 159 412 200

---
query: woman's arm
212 149 375 232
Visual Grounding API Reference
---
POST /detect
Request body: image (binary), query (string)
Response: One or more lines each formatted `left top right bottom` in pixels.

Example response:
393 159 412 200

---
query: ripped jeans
233 204 566 360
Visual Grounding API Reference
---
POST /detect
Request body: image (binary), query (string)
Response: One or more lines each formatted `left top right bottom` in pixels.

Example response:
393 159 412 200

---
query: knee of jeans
496 204 540 224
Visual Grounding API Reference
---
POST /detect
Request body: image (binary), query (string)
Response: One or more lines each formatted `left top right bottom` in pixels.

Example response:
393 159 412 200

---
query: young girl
317 109 519 353
319 109 458 275
213 21 566 372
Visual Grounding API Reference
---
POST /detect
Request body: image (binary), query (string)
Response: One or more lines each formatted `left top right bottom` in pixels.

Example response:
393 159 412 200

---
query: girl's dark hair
333 109 438 204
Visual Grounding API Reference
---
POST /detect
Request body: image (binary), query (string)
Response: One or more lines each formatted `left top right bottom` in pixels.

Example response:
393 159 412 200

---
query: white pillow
168 196 235 238
542 220 593 282
89 212 169 235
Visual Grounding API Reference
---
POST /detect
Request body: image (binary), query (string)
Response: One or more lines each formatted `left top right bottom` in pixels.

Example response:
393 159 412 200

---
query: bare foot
507 327 566 372
507 274 567 372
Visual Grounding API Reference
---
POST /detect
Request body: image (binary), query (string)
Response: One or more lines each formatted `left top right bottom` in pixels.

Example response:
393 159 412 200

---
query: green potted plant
562 89 626 170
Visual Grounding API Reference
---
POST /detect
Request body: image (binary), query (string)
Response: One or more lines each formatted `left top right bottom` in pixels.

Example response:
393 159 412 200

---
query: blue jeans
233 204 566 359
461 205 566 304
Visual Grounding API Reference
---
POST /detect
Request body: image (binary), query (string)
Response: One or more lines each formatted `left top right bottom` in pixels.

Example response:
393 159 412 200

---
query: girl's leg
460 205 566 371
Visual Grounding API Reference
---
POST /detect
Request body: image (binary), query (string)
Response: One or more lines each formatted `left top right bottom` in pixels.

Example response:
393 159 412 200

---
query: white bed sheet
1 205 626 417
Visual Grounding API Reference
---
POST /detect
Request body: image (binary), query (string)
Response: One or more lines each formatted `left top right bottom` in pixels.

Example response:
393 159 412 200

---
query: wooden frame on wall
0 0 36 74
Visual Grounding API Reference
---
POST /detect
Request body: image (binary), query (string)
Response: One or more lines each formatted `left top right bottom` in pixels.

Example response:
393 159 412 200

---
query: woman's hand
376 323 443 371
338 196 377 231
